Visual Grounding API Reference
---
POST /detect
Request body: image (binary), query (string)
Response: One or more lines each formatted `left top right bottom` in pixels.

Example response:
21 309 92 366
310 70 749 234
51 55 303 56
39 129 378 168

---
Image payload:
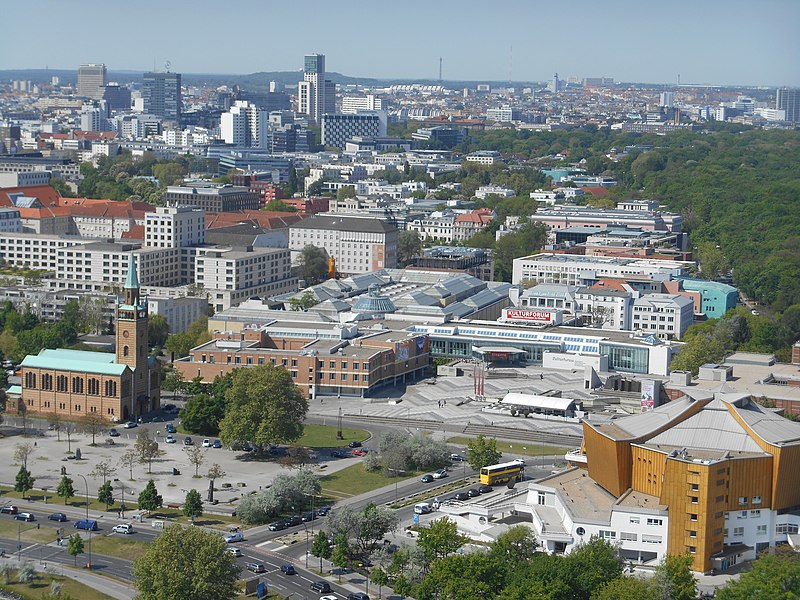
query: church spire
124 254 140 306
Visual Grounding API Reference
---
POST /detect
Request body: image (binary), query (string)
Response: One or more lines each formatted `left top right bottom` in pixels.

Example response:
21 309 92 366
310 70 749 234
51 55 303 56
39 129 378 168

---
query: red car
352 448 368 457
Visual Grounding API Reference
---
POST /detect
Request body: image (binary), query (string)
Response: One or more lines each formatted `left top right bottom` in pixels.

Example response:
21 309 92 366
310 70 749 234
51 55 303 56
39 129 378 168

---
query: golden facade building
8 255 160 422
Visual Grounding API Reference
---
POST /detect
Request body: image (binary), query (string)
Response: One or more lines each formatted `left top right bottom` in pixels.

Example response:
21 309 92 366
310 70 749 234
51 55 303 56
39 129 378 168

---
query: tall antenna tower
439 57 442 83
509 45 513 88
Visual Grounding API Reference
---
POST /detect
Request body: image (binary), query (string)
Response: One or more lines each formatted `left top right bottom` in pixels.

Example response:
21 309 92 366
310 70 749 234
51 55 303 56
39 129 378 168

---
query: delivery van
414 502 432 514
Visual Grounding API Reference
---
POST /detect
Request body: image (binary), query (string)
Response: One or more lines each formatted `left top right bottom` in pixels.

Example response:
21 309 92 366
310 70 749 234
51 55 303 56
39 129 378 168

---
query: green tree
152 162 186 187
148 314 169 348
717 549 800 600
97 480 114 509
67 534 84 567
296 244 329 285
218 364 309 454
181 392 226 435
14 465 35 496
417 517 469 562
371 567 390 599
80 411 107 446
416 553 506 600
132 524 239 600
56 475 75 504
264 199 297 212
311 530 332 571
337 185 356 200
652 554 697 600
397 230 422 267
50 177 75 198
289 290 319 311
138 479 163 514
135 431 165 474
592 576 657 600
490 525 539 564
564 536 625 599
331 533 350 582
466 434 502 470
183 489 203 523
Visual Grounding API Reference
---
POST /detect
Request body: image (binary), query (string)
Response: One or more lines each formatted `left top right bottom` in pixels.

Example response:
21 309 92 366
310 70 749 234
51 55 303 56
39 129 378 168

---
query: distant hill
0 68 540 91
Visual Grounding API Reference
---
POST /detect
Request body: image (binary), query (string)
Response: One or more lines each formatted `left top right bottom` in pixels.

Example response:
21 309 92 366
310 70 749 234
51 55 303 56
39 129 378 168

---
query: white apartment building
631 293 694 339
475 185 515 199
512 253 691 286
56 243 183 288
0 234 82 269
407 212 457 243
144 206 205 249
289 215 398 276
341 94 382 114
220 101 268 148
321 113 387 149
466 151 502 165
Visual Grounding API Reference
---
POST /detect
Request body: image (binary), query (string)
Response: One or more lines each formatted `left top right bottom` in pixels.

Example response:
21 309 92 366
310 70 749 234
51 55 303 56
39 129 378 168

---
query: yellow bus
479 460 524 486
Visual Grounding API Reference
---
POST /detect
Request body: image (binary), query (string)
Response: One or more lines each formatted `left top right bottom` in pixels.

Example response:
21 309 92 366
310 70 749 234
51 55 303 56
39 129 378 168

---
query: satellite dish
164 60 171 72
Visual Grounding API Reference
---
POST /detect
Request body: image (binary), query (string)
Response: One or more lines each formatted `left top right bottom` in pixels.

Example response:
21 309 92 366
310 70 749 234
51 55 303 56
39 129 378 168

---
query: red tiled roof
205 210 305 230
121 225 145 240
0 185 62 207
582 186 611 197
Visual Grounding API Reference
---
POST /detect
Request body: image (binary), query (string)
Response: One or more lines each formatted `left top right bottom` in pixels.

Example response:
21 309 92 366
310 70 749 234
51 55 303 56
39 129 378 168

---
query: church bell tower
117 254 150 416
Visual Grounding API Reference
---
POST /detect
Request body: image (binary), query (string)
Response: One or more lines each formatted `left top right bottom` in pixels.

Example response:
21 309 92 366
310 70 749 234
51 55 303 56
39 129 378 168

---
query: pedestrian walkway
0 556 136 600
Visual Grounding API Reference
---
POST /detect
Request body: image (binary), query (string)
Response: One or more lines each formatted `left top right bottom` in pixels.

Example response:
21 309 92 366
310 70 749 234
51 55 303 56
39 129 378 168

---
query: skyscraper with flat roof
142 72 182 124
77 63 107 100
297 53 335 124
777 87 799 124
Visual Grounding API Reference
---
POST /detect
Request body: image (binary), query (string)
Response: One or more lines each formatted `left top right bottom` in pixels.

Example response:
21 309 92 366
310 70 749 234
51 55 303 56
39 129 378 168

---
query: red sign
504 309 553 322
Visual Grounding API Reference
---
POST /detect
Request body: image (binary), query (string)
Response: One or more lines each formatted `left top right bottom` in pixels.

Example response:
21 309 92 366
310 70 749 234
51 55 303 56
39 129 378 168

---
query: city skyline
1 0 799 87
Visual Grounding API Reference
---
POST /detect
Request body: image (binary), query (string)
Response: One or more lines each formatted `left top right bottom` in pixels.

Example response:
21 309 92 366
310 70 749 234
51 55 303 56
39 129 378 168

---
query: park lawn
0 574 115 600
0 519 55 544
320 463 420 499
297 424 369 448
0 484 138 514
89 534 150 562
446 436 572 457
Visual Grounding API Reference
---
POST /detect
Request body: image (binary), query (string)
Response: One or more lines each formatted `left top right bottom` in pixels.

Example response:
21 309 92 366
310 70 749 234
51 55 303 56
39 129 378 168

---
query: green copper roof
7 385 21 396
21 348 129 376
124 254 140 290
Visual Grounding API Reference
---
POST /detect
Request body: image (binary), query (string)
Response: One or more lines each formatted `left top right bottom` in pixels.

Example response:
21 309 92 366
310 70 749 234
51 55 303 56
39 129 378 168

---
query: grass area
446 436 572 457
89 534 150 562
0 574 114 600
0 519 57 544
0 485 138 513
147 508 241 530
320 463 421 499
297 424 369 448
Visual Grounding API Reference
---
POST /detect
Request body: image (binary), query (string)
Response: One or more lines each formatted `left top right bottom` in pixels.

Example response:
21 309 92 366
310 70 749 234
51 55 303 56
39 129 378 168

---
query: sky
2 0 799 86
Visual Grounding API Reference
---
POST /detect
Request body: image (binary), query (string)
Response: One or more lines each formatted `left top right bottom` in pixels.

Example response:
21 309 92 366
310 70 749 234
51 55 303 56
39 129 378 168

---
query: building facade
142 72 182 124
321 113 385 149
297 53 335 124
165 184 260 212
77 64 107 100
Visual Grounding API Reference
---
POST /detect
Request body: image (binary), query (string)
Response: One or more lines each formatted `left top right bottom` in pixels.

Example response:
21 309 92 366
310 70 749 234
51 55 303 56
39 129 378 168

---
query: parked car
467 488 481 498
352 448 368 456
348 441 362 448
212 439 222 448
420 474 434 483
202 439 211 448
450 453 467 461
301 512 317 522
285 515 302 527
241 442 253 452
316 505 332 517
320 596 339 600
512 458 526 467
224 532 244 543
124 421 137 429
48 513 67 522
162 403 176 412
478 484 494 494
165 434 176 444
311 581 332 593
347 593 371 600
280 564 296 575
268 520 286 531
112 523 134 534
14 512 35 522
183 437 193 446
246 562 267 573
165 424 176 434
227 547 242 557
0 505 18 515
453 491 470 501
108 428 120 437
433 469 448 479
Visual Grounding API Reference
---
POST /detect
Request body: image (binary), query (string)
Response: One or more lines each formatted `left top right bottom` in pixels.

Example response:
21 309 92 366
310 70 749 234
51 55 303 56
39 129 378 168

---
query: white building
486 106 520 122
631 293 694 339
0 208 22 233
466 151 502 165
144 206 205 249
512 253 691 286
341 94 382 114
147 296 208 334
297 53 335 124
220 101 268 148
289 215 398 276
475 185 515 200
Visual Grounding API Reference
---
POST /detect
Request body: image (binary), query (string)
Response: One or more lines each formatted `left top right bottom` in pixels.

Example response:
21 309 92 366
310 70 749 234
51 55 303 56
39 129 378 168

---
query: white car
112 523 134 534
202 439 211 448
224 532 244 543
124 421 138 429
227 547 242 557
433 469 448 479
165 434 176 444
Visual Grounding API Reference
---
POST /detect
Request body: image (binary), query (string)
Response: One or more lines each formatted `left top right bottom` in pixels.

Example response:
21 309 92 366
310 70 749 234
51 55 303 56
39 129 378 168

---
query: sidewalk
0 556 136 600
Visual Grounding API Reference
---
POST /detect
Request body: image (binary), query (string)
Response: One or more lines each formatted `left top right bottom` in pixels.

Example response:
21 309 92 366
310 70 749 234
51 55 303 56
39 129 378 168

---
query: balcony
565 448 587 464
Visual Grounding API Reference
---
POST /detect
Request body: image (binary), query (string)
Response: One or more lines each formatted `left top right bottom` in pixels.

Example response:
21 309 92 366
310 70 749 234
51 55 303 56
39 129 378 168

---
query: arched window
72 377 83 394
24 372 36 389
41 373 52 390
88 378 100 396
123 346 129 357
104 380 117 397
57 375 68 392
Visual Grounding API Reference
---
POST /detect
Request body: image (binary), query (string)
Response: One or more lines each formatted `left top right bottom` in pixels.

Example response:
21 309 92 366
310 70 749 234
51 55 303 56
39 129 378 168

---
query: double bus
479 460 524 486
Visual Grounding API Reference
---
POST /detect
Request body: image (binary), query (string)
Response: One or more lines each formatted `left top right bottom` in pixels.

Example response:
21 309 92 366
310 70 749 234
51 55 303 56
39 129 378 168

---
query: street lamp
386 468 405 502
301 522 309 569
17 521 39 561
76 474 91 569
303 492 317 536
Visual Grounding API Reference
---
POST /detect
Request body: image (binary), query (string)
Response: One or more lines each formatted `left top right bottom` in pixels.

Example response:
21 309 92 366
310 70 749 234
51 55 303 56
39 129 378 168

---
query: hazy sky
2 0 799 86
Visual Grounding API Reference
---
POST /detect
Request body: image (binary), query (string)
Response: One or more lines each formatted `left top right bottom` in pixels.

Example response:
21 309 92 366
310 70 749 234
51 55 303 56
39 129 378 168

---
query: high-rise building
776 87 799 124
220 101 269 147
102 83 131 111
659 91 675 108
321 113 386 149
77 63 107 100
297 53 335 124
142 72 182 124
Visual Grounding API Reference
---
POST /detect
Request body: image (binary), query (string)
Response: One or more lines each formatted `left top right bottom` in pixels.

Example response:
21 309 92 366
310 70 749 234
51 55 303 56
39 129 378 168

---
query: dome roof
351 284 396 315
